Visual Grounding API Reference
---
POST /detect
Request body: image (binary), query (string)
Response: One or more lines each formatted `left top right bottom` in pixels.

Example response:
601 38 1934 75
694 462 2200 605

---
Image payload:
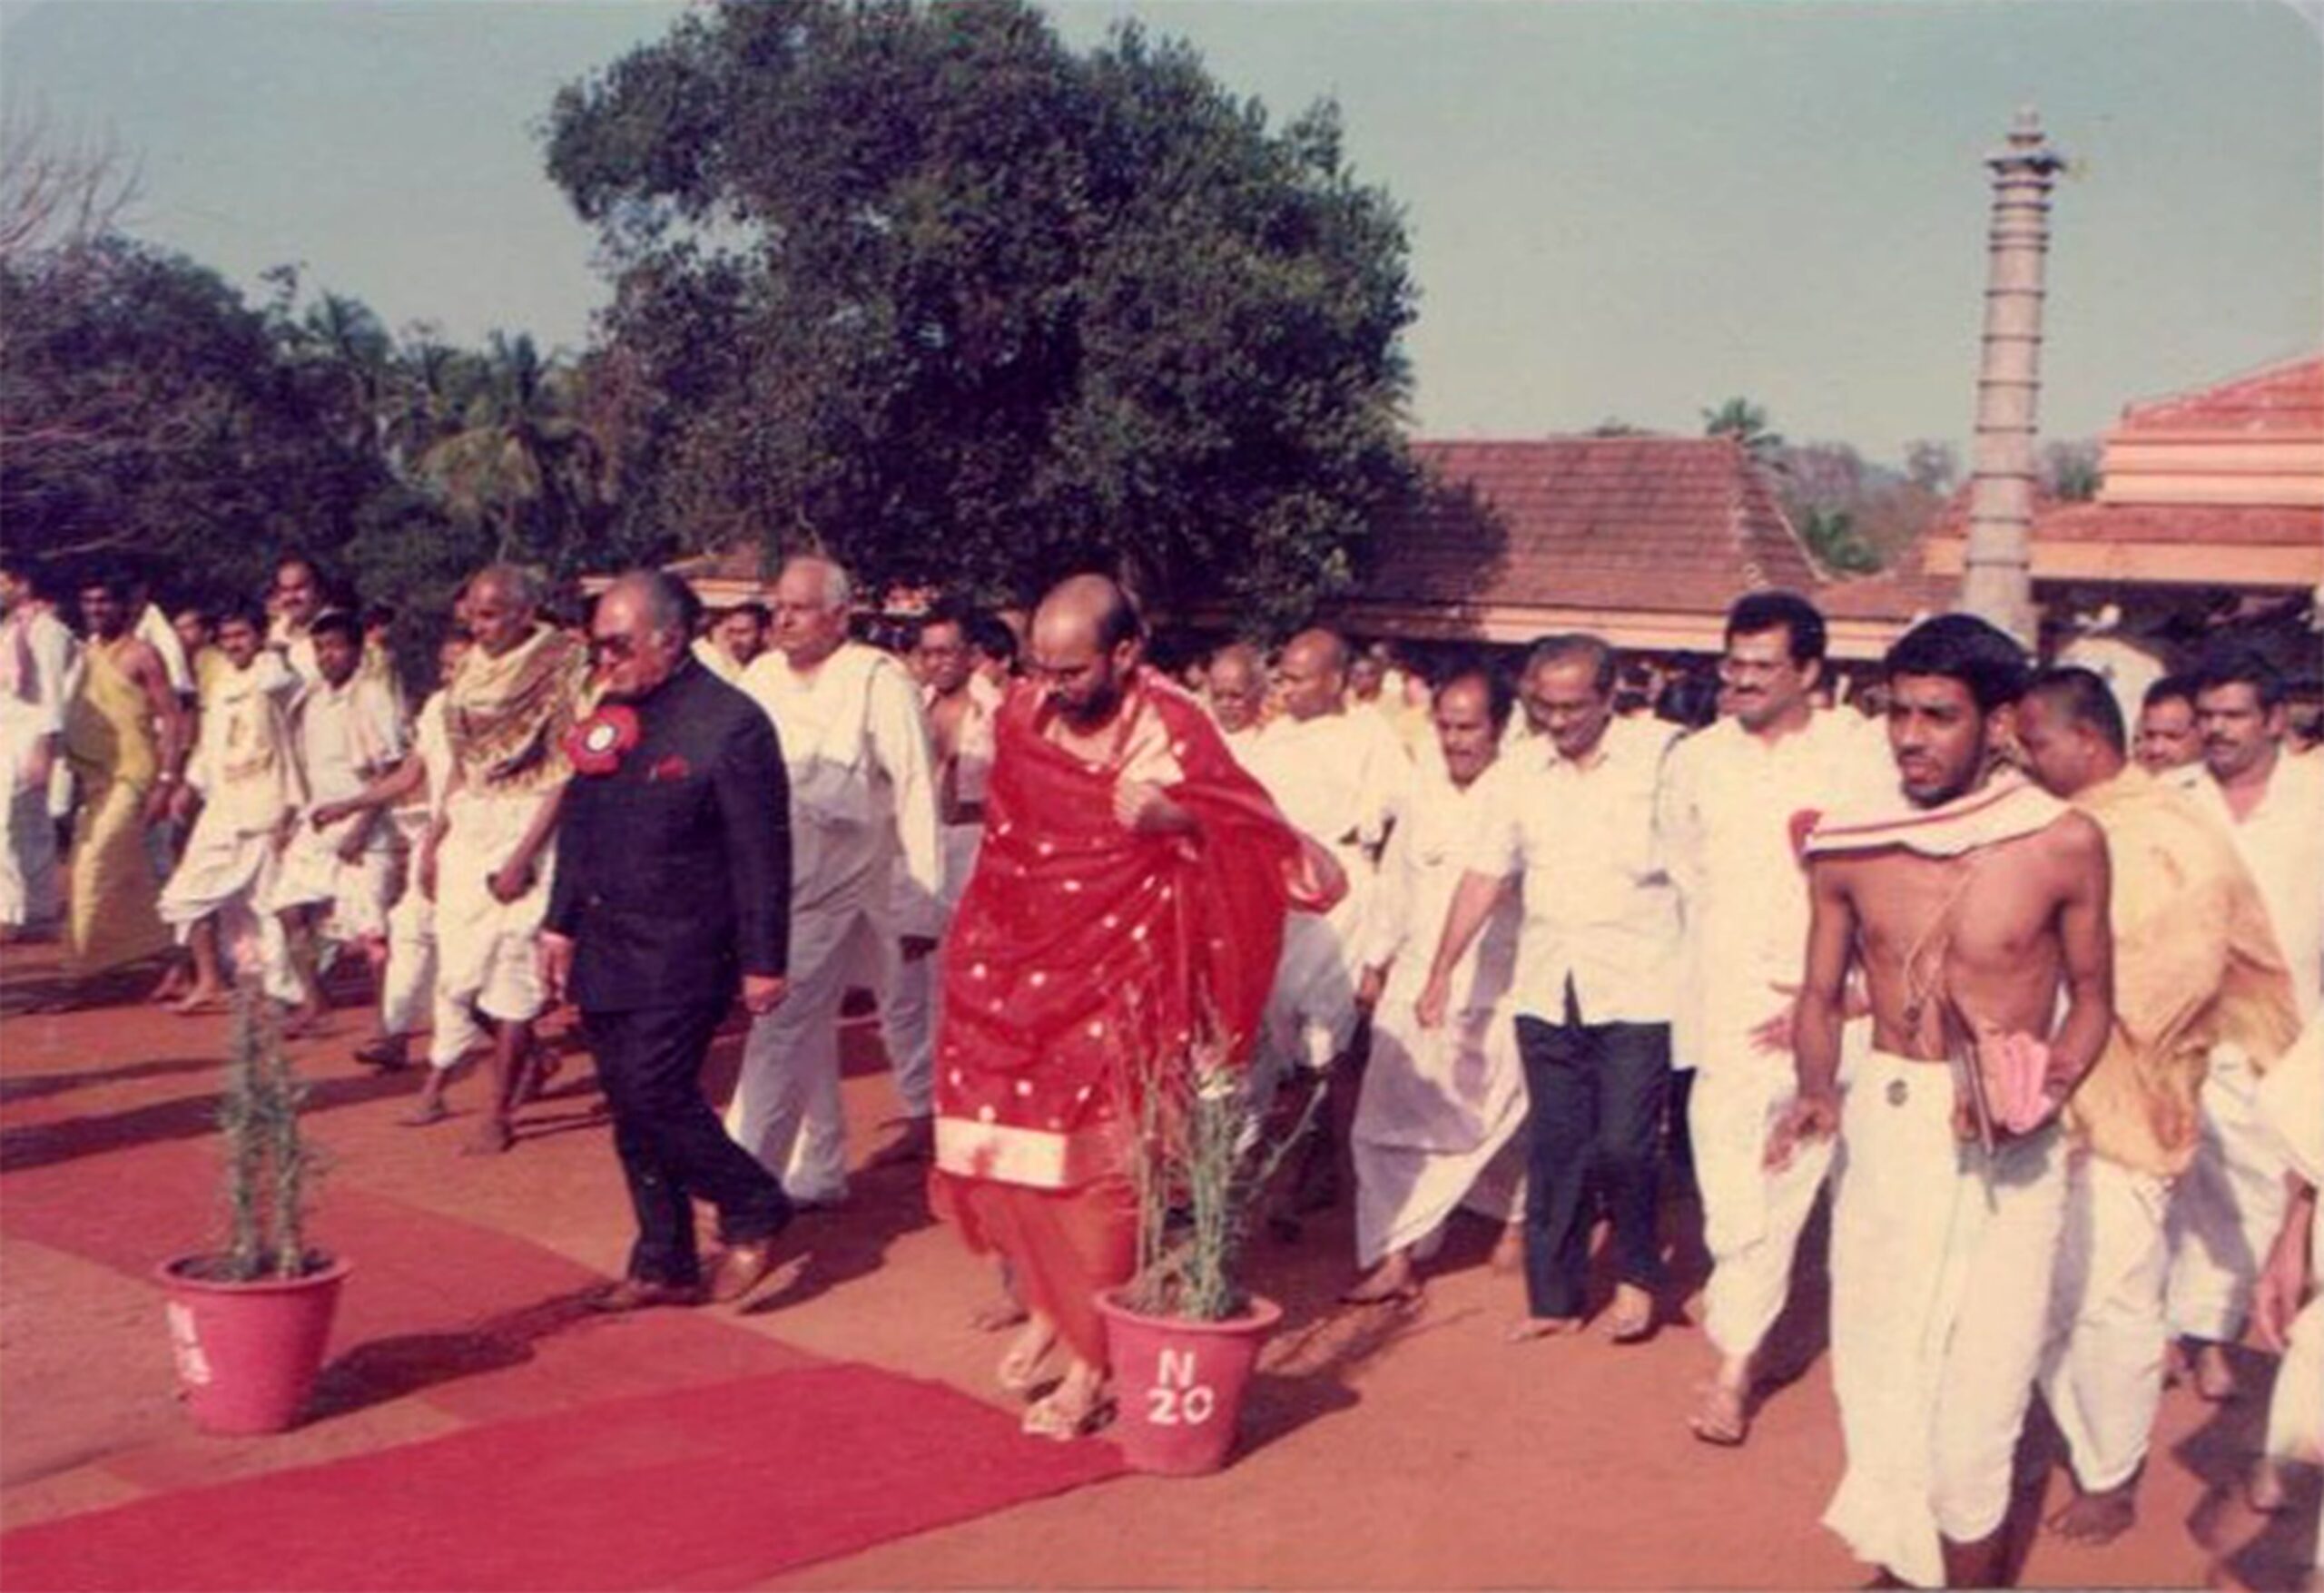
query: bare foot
970 1295 1029 1332
1507 1315 1581 1343
148 965 192 1004
2192 1340 2239 1401
2248 1456 2290 1514
353 1033 409 1069
281 1002 328 1040
171 986 230 1017
1605 1281 1656 1343
1342 1251 1421 1305
999 1318 1057 1391
2045 1480 2137 1545
400 1098 450 1127
1490 1225 1524 1274
1689 1379 1751 1446
459 1116 515 1155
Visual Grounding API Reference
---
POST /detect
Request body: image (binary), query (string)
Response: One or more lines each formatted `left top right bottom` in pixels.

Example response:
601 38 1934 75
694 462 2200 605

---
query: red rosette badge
566 704 641 777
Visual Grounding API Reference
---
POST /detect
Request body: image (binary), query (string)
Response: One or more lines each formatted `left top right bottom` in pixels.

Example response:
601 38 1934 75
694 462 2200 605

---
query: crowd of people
2 545 2319 1588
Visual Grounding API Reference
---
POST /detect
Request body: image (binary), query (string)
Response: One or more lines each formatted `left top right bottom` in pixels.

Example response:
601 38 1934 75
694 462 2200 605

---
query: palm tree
416 332 608 566
1700 397 1784 463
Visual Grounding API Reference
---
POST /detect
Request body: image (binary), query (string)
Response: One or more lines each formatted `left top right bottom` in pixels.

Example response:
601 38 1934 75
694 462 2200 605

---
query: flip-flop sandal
352 1037 409 1068
1020 1392 1113 1441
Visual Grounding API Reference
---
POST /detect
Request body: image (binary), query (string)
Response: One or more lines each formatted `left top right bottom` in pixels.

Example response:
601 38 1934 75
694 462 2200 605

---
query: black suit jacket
547 657 791 1014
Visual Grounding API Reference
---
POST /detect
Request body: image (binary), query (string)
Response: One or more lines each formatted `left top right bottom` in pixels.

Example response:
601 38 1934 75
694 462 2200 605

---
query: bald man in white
729 555 943 1205
1204 641 1269 762
1241 629 1412 1088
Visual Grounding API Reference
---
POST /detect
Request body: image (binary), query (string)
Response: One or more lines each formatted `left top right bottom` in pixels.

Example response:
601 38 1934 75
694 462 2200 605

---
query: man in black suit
543 570 794 1310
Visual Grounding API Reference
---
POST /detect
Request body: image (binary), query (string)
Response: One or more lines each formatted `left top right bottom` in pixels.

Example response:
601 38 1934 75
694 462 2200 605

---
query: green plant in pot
157 979 350 1434
1098 1026 1322 1475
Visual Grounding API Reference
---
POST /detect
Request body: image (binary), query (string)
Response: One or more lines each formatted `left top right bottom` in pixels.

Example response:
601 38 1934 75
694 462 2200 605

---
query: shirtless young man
1768 614 2113 1589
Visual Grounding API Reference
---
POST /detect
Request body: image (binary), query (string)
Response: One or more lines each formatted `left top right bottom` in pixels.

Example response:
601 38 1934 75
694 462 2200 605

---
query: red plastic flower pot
1097 1290 1282 1476
156 1254 350 1435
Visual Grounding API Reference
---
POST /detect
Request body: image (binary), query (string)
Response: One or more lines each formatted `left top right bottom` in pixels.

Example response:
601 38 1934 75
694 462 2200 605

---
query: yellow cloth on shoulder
2067 767 2301 1178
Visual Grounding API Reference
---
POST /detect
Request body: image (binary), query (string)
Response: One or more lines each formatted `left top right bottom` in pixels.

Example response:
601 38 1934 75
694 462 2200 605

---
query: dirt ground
2 936 2314 1589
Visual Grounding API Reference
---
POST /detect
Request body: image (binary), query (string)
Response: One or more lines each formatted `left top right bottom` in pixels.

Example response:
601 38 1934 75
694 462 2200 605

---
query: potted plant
1096 1033 1320 1476
156 979 349 1434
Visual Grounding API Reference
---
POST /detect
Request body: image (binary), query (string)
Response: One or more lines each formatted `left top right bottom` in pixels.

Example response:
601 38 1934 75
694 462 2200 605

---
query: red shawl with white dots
931 670 1334 1191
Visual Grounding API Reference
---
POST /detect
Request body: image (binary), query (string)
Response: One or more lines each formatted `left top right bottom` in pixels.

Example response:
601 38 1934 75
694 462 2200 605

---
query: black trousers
583 998 793 1287
1515 992 1671 1321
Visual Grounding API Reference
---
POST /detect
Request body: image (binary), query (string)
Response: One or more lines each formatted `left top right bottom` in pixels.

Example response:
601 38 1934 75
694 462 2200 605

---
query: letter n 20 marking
1145 1347 1216 1425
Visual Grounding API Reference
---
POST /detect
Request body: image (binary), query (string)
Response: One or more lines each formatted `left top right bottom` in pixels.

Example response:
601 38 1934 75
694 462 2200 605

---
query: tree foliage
0 238 389 596
544 0 1417 627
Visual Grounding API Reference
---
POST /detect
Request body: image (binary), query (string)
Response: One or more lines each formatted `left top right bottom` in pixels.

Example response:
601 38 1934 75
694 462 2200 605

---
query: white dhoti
2165 1046 2288 1342
431 789 554 1048
728 895 884 1204
1693 1048 1839 1363
875 821 980 1121
379 865 438 1037
0 739 59 929
157 819 299 1004
1352 995 1527 1267
2037 1151 2173 1493
1259 892 1364 1081
1825 1049 2068 1588
269 817 397 943
379 868 484 1067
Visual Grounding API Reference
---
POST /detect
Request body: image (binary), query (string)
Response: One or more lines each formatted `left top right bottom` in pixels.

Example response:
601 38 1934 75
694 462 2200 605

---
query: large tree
0 236 387 595
545 0 1416 626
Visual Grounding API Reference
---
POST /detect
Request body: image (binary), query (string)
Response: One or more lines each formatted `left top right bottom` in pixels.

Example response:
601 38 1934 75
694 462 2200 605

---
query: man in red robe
932 575 1331 1440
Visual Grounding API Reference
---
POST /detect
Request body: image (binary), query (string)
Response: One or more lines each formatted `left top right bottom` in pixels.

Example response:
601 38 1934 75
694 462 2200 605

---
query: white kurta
2170 753 2324 1342
270 672 406 940
1658 709 1887 1361
1350 752 1526 1265
0 605 75 929
1242 708 1412 1076
158 654 302 1000
730 642 943 1201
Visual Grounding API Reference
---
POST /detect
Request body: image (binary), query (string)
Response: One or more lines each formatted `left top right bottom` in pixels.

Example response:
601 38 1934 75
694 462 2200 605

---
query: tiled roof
1816 567 1955 623
2032 500 2324 546
1349 437 1825 617
2115 354 2324 436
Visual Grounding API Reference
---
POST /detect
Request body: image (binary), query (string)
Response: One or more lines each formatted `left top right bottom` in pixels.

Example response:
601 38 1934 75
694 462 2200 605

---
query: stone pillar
1960 108 2065 648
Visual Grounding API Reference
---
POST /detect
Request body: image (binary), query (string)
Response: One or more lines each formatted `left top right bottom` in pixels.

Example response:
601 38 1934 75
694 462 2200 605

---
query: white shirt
0 605 76 750
2192 751 2324 1018
1241 708 1411 860
741 641 943 936
188 653 301 836
691 635 744 684
1465 713 1680 1025
290 673 406 811
1658 709 1890 1069
135 604 195 697
1361 747 1520 1016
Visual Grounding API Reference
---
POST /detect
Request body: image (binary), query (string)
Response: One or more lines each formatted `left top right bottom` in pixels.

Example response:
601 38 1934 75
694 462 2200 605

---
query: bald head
1278 628 1349 723
1029 575 1141 732
1207 641 1266 733
770 554 853 668
1034 574 1138 654
466 562 545 657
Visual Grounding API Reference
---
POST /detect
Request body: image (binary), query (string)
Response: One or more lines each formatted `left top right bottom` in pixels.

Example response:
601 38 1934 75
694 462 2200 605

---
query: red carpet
0 1363 1124 1590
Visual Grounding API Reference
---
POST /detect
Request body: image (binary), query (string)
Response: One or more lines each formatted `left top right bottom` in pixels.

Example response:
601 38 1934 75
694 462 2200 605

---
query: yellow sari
63 640 169 976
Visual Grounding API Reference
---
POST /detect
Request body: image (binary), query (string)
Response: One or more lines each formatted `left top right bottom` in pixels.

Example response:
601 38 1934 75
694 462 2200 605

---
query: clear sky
4 0 2319 461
